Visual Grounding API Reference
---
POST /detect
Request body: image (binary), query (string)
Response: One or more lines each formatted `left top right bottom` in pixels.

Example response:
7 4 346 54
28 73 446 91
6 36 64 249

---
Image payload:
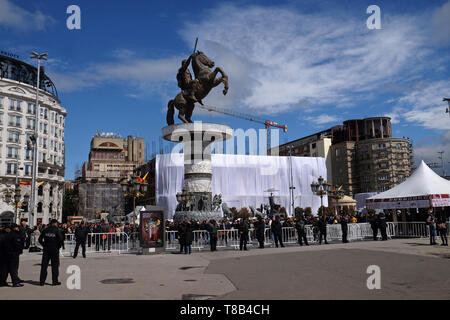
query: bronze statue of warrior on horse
167 39 229 125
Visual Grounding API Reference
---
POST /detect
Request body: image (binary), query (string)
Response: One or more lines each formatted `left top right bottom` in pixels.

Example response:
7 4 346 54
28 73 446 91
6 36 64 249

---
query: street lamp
311 176 332 218
329 186 345 216
29 52 48 228
287 146 295 217
121 176 148 224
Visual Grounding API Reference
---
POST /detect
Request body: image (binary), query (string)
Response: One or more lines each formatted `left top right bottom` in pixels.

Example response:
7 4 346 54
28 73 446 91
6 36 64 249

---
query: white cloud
0 0 54 31
305 114 339 126
414 130 450 175
391 80 450 130
431 0 450 46
50 57 180 93
179 4 429 114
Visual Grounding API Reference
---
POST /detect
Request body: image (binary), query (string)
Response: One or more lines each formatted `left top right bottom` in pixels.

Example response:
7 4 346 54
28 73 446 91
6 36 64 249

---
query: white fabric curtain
156 154 328 219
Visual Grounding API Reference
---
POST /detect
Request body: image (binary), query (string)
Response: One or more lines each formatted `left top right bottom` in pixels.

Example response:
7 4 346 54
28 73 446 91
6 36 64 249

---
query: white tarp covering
366 161 450 209
155 154 328 218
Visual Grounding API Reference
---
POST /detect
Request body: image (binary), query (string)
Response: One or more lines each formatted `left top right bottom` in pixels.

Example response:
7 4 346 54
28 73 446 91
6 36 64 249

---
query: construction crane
197 104 288 151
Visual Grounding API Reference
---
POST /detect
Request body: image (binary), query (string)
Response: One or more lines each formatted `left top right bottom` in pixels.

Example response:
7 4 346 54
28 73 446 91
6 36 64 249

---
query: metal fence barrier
59 222 448 255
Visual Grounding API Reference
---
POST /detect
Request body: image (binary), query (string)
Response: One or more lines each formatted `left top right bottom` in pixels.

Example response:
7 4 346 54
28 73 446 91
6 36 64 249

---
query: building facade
77 133 145 220
0 54 66 226
82 133 145 183
273 117 413 196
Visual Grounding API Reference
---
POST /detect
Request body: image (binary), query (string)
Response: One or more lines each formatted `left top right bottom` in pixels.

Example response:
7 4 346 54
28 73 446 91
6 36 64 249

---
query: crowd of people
166 212 393 254
0 209 446 288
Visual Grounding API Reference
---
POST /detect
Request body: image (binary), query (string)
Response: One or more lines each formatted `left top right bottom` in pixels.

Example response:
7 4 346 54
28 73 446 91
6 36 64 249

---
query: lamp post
121 176 148 224
287 146 295 217
29 52 48 228
310 176 332 218
328 186 345 216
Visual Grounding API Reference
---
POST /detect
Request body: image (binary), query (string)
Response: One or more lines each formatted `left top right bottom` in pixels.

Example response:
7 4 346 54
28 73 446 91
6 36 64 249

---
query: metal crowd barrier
61 232 133 257
59 222 447 255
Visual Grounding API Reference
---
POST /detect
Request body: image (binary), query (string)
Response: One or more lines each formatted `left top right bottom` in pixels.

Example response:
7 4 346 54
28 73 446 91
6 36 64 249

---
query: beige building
271 130 333 184
273 117 413 197
82 133 145 183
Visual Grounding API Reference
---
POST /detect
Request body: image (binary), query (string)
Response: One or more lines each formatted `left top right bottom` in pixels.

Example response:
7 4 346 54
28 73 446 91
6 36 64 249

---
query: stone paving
1 238 449 300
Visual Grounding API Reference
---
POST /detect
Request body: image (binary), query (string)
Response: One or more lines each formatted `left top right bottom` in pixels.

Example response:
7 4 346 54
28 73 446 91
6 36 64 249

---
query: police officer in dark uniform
0 225 10 287
4 224 24 287
38 219 64 286
239 218 249 251
318 216 328 245
369 212 379 240
295 216 309 246
254 215 266 249
271 216 285 248
340 214 349 243
378 212 388 241
73 221 88 259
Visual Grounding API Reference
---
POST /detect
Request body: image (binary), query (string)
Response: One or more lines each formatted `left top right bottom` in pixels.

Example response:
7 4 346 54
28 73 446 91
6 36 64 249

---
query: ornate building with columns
0 54 66 226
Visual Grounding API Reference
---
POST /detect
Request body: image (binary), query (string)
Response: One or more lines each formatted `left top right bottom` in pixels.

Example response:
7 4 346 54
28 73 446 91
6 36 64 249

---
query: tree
236 207 251 219
304 207 312 218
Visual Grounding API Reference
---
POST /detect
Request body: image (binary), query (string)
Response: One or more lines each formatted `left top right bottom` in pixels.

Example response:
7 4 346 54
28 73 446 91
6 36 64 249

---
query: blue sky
0 0 449 179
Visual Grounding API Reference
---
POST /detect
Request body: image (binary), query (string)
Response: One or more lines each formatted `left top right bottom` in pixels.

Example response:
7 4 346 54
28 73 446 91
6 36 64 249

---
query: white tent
155 154 328 218
366 161 450 209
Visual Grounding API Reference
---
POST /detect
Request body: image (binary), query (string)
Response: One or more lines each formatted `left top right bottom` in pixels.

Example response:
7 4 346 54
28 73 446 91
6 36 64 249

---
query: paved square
1 238 449 300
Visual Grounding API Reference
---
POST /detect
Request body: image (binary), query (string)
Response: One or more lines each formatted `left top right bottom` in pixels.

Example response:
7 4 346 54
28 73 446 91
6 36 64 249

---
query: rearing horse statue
167 51 229 125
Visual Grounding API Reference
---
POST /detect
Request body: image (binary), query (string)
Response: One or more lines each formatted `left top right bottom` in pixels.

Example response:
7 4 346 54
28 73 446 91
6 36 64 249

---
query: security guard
73 221 88 259
4 224 24 287
38 219 64 286
0 226 10 287
340 214 349 243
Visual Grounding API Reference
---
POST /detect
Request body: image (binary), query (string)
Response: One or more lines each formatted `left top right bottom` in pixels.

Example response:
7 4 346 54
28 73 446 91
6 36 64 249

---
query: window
311 143 316 149
7 147 19 159
6 163 17 175
7 131 20 143
26 149 32 160
25 165 32 176
0 96 3 108
43 138 47 149
27 103 36 114
378 174 388 181
8 115 21 127
26 118 35 130
43 123 48 134
37 202 43 213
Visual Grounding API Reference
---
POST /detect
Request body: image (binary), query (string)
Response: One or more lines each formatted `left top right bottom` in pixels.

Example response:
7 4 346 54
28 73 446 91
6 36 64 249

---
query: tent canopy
366 161 450 209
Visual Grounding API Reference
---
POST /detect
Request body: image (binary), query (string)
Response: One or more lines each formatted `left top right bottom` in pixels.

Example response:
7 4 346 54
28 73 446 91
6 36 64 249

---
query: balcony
7 154 19 159
7 138 19 143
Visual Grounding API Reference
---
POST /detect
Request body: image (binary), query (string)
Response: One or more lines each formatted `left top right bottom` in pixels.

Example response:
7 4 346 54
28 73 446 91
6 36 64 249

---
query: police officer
317 216 328 245
271 216 285 248
254 215 265 249
38 219 64 286
369 212 379 240
295 216 309 246
4 224 25 287
0 226 10 287
207 220 218 252
239 218 249 251
340 214 349 243
378 212 388 241
73 221 88 259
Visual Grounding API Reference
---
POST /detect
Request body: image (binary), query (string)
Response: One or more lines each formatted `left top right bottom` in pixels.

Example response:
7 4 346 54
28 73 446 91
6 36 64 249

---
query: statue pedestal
162 122 233 222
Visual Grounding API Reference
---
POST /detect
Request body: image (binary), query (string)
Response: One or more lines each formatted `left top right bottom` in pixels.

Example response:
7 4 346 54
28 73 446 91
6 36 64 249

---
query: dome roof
0 54 58 98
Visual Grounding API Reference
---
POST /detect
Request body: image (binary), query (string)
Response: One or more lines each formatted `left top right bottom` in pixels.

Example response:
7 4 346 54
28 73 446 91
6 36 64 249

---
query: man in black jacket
378 213 388 241
0 226 11 287
254 215 265 248
369 212 379 240
295 217 309 246
4 224 24 287
340 214 349 243
73 221 89 258
318 216 328 245
271 216 284 248
207 220 218 252
239 219 250 251
38 219 64 286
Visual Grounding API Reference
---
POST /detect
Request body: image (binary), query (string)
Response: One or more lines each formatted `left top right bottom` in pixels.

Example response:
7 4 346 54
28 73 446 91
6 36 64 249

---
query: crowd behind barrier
9 219 447 257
